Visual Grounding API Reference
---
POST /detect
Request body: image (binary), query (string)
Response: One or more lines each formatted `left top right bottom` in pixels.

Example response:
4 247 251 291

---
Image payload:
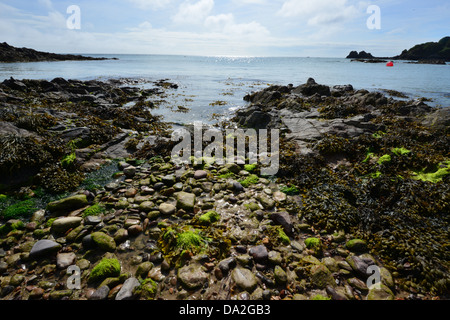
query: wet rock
123 166 136 178
90 232 116 252
366 284 395 300
159 203 176 216
249 245 268 264
292 78 331 97
274 266 287 284
345 239 368 253
139 201 155 212
270 212 294 235
51 217 83 235
218 257 236 275
56 252 76 269
232 267 258 292
46 195 88 215
194 170 208 180
29 240 62 259
176 192 196 212
89 285 110 300
115 277 140 300
310 264 336 289
346 255 373 278
178 263 208 290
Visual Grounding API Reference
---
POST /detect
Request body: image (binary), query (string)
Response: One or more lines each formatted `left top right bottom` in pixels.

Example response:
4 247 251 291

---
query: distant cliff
0 42 115 63
346 37 450 63
393 37 450 61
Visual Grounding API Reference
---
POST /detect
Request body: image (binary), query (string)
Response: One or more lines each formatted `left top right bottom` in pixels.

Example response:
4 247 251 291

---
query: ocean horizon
1 54 449 124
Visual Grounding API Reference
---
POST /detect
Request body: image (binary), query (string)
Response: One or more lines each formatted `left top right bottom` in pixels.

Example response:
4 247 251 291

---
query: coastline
0 75 448 300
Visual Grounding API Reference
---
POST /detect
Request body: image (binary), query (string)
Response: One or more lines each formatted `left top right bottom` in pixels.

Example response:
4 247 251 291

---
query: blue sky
0 0 449 57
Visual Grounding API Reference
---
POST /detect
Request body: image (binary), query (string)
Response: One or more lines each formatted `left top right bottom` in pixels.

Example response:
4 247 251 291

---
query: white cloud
172 0 214 25
128 0 172 9
205 14 269 38
278 0 359 26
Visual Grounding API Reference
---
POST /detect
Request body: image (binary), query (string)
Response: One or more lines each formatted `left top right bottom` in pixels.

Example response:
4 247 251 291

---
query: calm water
0 55 449 124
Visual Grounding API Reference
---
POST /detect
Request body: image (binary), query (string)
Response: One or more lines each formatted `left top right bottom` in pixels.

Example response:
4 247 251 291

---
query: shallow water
1 55 449 124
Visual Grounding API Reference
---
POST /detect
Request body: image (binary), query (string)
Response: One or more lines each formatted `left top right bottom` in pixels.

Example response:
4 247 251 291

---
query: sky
0 0 449 57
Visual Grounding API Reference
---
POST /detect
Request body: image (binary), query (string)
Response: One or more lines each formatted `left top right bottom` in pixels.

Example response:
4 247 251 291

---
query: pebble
249 245 268 264
115 277 140 300
194 170 208 179
232 268 258 292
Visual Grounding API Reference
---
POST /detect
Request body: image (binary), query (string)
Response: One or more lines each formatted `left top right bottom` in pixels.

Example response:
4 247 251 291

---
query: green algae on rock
89 258 121 283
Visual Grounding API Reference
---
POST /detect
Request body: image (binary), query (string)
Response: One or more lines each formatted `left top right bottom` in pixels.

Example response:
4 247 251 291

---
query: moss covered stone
89 258 121 283
134 278 158 300
345 239 368 253
46 194 88 215
239 174 259 188
91 231 117 252
198 210 220 225
305 237 323 256
177 231 203 250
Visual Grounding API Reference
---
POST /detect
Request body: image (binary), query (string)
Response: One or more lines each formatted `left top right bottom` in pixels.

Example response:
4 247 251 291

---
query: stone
232 267 258 292
274 266 287 284
346 255 372 278
218 257 236 275
135 261 154 279
347 277 369 292
258 194 275 209
91 232 116 252
139 201 155 212
310 264 336 289
84 215 102 225
49 290 73 300
123 166 136 178
270 212 294 235
162 174 176 186
194 170 208 180
128 225 143 236
9 274 25 286
249 245 268 264
176 192 196 211
51 217 83 235
159 203 176 215
268 251 283 265
178 263 208 290
46 195 88 215
29 240 62 259
115 277 140 300
367 284 395 300
322 257 339 273
89 258 121 283
346 239 368 253
380 267 395 289
273 191 287 202
89 285 110 300
56 252 76 269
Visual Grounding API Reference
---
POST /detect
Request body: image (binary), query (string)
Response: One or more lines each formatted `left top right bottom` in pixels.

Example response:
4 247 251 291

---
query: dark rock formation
0 42 116 63
346 51 374 59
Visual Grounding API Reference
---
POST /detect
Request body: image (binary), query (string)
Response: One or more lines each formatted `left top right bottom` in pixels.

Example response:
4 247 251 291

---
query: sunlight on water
1 55 448 124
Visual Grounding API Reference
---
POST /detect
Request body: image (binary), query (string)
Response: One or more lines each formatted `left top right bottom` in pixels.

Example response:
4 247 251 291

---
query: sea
0 55 449 125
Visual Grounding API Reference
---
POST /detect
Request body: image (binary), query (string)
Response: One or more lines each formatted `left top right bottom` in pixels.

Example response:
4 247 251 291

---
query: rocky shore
0 76 448 300
0 42 115 63
346 36 450 64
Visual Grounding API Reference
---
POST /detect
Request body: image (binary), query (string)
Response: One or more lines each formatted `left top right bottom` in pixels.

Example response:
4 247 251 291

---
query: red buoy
386 61 394 67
